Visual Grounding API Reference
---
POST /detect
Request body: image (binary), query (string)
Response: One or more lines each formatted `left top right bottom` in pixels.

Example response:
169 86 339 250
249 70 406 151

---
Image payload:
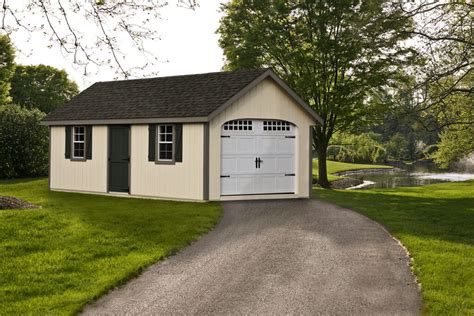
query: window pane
73 143 84 158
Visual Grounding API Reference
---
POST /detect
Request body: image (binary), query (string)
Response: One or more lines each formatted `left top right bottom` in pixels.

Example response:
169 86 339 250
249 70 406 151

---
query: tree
404 2 472 108
218 0 415 187
429 73 474 167
0 105 49 178
385 133 409 161
0 35 15 104
431 126 474 169
0 1 198 78
10 65 79 113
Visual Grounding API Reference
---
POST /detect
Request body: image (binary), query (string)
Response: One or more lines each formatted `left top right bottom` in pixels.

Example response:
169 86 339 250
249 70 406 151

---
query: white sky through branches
10 1 226 90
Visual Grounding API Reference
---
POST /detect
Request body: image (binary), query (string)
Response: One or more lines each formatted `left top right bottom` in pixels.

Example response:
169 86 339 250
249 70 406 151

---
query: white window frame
156 124 175 163
72 126 86 160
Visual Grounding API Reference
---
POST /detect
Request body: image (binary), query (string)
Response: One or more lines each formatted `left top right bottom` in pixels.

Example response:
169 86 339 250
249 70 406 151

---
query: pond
337 162 474 189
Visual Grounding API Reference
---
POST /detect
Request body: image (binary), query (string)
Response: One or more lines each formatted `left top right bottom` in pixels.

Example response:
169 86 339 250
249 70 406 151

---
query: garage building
42 69 322 201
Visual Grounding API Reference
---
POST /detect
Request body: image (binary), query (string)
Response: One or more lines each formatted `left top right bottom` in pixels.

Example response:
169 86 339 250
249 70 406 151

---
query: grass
314 181 474 315
313 159 392 181
0 178 222 315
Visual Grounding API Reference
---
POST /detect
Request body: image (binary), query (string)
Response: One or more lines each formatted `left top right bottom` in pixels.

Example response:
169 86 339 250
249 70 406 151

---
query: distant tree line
0 35 78 178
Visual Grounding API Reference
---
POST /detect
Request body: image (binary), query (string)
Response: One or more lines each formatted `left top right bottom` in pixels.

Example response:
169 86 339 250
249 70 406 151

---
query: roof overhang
41 116 209 126
41 69 323 126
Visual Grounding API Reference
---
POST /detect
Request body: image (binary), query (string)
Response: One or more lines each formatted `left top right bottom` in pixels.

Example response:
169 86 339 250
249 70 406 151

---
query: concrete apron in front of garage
83 199 421 315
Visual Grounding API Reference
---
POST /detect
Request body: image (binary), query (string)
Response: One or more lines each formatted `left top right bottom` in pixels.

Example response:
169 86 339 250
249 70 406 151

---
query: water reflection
340 162 474 189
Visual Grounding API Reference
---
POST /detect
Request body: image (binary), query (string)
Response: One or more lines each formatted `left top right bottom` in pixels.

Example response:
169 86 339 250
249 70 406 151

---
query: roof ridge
95 68 270 85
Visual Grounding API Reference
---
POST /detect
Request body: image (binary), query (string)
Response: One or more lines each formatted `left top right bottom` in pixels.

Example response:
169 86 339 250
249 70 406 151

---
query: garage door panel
259 156 277 174
256 175 294 194
220 177 237 195
257 137 277 155
257 176 277 194
237 176 256 194
221 137 237 154
221 119 295 196
277 176 294 193
277 138 295 154
237 156 256 174
237 137 256 154
221 157 238 174
277 156 294 174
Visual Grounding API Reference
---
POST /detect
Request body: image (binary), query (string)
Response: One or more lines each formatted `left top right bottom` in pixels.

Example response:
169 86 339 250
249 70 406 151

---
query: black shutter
148 124 156 161
65 126 71 159
86 126 93 160
175 124 183 162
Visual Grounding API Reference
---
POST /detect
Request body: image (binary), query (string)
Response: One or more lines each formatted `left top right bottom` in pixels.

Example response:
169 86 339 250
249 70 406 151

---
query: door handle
258 157 263 168
255 157 259 169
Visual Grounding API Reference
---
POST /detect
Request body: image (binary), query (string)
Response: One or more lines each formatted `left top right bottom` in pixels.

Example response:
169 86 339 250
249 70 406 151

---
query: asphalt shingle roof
44 69 268 122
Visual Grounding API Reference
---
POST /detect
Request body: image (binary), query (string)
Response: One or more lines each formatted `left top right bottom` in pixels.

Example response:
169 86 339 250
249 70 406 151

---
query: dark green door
108 125 130 192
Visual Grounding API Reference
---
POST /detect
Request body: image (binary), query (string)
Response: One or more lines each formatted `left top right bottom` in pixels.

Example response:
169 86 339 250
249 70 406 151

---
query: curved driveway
84 199 421 315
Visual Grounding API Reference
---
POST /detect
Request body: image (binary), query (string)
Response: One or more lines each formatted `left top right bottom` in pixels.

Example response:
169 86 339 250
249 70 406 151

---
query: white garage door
221 119 295 195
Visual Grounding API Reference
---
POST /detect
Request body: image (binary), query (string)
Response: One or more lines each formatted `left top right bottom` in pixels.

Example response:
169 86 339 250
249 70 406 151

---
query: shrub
0 105 48 178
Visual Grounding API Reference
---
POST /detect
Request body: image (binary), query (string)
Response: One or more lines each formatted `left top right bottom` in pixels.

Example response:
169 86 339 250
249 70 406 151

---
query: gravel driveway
83 199 421 315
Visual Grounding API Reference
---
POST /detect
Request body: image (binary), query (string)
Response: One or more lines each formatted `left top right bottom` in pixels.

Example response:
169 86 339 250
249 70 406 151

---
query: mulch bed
0 196 39 210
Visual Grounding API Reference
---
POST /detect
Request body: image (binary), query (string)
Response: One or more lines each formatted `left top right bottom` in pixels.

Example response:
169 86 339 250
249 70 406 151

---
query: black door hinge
285 136 296 138
220 175 230 178
285 173 295 176
221 135 230 138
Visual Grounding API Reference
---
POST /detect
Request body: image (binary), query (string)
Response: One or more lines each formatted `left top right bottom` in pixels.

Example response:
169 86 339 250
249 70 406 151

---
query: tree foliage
431 126 474 169
329 132 387 163
10 65 79 113
429 73 474 167
0 35 15 104
0 105 49 178
218 0 415 186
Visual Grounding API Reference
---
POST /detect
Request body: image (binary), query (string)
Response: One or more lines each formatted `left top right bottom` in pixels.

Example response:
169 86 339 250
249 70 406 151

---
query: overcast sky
13 1 226 90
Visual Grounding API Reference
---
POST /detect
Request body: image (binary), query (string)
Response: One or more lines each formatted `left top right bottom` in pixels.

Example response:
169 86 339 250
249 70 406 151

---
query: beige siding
130 124 204 200
50 126 108 192
209 78 315 200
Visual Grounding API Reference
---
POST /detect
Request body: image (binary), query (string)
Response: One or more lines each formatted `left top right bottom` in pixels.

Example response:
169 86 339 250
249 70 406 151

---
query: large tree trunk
317 142 330 188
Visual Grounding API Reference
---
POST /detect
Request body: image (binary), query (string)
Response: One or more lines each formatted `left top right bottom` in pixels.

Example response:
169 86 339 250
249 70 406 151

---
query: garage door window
223 120 253 131
263 120 291 131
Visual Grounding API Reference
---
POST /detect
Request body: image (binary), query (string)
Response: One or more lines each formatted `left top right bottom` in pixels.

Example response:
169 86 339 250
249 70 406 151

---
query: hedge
0 105 48 178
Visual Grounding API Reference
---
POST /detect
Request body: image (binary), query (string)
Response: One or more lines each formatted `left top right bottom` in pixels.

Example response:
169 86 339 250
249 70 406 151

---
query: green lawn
314 181 474 315
0 178 221 315
313 159 393 181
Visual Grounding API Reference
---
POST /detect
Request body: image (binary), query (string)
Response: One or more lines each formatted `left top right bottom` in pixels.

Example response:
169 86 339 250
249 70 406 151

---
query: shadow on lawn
0 177 45 185
315 188 474 246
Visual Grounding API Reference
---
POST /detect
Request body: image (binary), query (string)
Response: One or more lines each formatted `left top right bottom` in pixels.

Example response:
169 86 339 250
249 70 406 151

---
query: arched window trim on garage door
221 119 295 133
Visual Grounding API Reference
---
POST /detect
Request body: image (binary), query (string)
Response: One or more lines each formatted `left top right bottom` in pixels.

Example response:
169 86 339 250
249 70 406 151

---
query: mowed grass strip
0 178 222 315
313 159 393 181
314 181 474 315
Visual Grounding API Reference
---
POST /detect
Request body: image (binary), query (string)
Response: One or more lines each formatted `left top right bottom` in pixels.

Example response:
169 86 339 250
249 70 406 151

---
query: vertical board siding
50 126 108 192
208 78 315 200
130 123 204 200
